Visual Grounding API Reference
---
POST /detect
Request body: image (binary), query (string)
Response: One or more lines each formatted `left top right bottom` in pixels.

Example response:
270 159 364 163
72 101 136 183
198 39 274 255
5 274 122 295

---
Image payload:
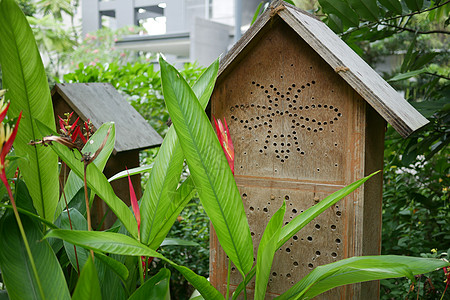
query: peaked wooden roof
219 0 428 138
52 83 163 152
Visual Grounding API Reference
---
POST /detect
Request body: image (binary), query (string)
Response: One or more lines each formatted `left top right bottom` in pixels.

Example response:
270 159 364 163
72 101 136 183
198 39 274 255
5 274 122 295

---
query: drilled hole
251 232 255 236
272 272 277 276
292 208 297 213
293 261 299 266
316 251 321 256
307 236 313 241
249 206 254 211
286 248 291 253
315 224 321 229
293 235 298 240
308 263 314 269
331 252 337 258
335 238 341 244
336 211 342 217
331 225 337 230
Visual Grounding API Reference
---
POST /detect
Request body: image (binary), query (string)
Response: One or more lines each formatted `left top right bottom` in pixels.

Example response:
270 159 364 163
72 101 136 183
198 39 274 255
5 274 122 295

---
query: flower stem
83 164 94 260
59 163 80 275
138 256 145 286
226 259 231 299
6 185 46 299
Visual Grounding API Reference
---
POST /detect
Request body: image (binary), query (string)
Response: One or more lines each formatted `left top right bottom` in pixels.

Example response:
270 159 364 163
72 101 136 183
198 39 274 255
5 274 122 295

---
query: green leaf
58 208 89 272
160 237 199 247
45 230 224 300
0 203 57 229
388 68 427 82
140 59 219 247
378 0 403 14
0 214 70 300
404 0 424 11
159 56 254 276
148 177 197 249
347 0 379 21
318 0 360 27
94 252 129 282
129 268 171 300
276 255 449 299
72 257 101 300
35 121 138 238
55 123 116 219
277 171 379 248
0 0 59 222
232 172 379 299
107 164 154 182
251 2 264 25
255 202 286 299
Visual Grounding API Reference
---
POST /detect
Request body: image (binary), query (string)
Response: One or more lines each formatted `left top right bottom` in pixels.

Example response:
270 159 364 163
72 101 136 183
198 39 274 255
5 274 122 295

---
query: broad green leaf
45 229 224 299
318 0 360 27
160 237 199 247
0 0 59 222
325 14 344 33
35 121 138 238
129 268 171 300
276 255 449 299
72 257 101 300
141 59 219 247
58 208 89 272
255 202 286 299
160 57 253 276
388 68 427 82
108 164 154 182
0 214 70 300
232 172 379 299
378 0 403 14
148 177 197 249
404 0 424 11
347 0 379 22
55 123 116 219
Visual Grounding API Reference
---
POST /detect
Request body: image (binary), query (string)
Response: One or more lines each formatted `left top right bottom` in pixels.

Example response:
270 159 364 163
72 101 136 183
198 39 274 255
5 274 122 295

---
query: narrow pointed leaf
232 172 379 299
148 177 197 249
0 0 59 222
160 238 199 247
45 229 224 299
0 214 70 300
276 256 449 300
277 171 379 248
129 268 171 300
160 57 253 276
255 202 286 299
94 252 129 282
72 256 101 300
140 59 219 246
108 164 154 182
55 123 116 219
35 120 138 238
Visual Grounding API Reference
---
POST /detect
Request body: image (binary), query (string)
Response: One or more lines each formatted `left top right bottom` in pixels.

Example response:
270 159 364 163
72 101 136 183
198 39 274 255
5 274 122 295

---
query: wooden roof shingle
52 83 163 152
218 0 428 137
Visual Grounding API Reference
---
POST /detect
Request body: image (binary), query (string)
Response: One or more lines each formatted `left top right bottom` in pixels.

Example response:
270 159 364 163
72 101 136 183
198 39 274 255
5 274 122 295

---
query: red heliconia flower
0 98 22 195
214 116 235 175
127 168 141 235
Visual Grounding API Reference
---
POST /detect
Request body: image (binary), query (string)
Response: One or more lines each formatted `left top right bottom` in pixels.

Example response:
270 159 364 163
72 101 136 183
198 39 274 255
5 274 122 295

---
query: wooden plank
53 83 163 152
217 0 429 138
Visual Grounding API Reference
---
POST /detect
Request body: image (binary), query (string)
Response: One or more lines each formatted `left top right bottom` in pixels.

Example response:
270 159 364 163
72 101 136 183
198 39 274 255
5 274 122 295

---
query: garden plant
0 0 449 299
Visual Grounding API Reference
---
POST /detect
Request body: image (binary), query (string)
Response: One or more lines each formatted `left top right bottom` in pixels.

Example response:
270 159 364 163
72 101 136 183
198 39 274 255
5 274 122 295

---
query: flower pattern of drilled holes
229 78 342 163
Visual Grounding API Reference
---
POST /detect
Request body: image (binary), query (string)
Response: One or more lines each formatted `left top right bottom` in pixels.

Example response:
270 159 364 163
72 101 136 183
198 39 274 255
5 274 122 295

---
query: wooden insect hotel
52 83 163 228
209 1 428 298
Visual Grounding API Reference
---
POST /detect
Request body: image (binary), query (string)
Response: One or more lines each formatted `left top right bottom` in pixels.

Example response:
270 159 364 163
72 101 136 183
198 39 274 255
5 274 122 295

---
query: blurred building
81 0 261 66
